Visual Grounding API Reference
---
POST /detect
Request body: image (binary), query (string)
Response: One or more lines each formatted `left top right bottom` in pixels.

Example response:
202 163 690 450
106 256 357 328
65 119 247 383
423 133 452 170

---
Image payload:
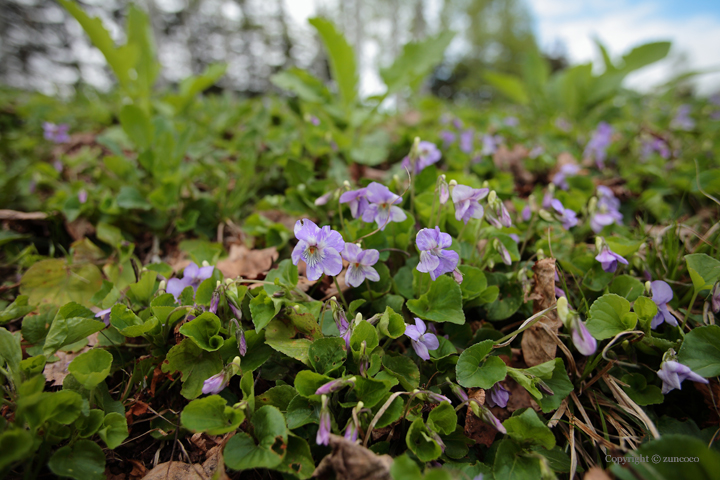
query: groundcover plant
1 2 720 480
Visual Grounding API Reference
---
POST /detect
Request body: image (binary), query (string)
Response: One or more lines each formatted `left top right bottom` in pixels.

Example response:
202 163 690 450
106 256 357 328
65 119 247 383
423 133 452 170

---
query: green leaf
503 409 556 450
493 439 542 480
275 435 315 479
537 359 574 413
68 349 113 390
117 186 151 211
458 266 488 301
610 434 720 480
0 429 34 470
270 68 332 104
119 104 153 150
390 454 423 480
350 376 391 408
484 72 529 105
620 41 671 73
75 409 105 438
677 325 720 377
286 303 323 339
20 259 103 308
255 386 298 412
109 304 158 338
224 406 288 471
350 320 379 360
0 295 35 324
380 31 455 95
620 373 663 406
633 296 658 331
240 371 255 415
586 294 637 340
178 312 224 351
286 396 319 429
685 254 720 293
250 291 282 331
127 271 156 304
43 304 105 356
456 340 506 389
427 402 457 435
167 63 227 112
48 439 105 480
582 264 614 292
407 275 465 325
265 319 312 365
179 239 224 265
264 259 298 296
378 307 406 339
406 418 442 462
181 395 245 435
308 17 357 111
0 327 21 378
485 284 523 321
308 337 347 375
294 370 333 398
162 339 223 399
382 354 420 390
609 275 644 302
97 412 129 449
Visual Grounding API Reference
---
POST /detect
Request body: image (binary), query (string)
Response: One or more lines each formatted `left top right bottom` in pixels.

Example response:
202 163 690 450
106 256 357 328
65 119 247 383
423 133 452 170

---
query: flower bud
645 281 652 295
202 260 210 267
588 196 598 215
158 280 166 291
556 296 569 325
488 190 498 206
595 236 604 251
449 179 458 187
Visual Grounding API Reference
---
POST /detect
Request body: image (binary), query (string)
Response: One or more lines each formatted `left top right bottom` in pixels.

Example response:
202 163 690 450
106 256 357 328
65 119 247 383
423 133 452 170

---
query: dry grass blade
547 398 568 428
569 391 600 446
539 322 579 376
603 375 660 439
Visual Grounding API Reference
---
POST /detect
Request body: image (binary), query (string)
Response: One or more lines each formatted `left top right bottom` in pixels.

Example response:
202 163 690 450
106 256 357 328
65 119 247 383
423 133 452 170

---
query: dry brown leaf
505 377 539 412
521 258 562 366
313 434 393 480
259 210 297 231
492 145 534 185
216 244 278 279
128 459 147 479
142 448 227 480
583 466 613 480
65 218 95 241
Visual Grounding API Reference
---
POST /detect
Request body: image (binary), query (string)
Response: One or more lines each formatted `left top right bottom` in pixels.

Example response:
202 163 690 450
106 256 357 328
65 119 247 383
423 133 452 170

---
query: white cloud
527 0 720 94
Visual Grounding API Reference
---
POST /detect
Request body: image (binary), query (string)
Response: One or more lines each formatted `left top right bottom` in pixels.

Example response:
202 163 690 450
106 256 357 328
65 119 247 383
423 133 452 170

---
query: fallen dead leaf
492 145 535 186
521 258 562 366
216 244 278 280
313 434 393 480
128 459 147 479
142 447 227 480
65 217 95 241
583 466 613 480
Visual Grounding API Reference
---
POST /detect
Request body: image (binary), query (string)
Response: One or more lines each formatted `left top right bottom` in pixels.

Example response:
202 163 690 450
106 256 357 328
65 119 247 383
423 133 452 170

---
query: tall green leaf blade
308 17 357 111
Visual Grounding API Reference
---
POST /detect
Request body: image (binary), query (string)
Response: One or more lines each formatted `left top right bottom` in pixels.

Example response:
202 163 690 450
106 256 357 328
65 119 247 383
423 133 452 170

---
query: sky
285 0 720 96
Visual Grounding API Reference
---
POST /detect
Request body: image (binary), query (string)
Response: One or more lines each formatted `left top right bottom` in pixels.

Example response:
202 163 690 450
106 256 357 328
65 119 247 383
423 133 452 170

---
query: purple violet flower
657 360 708 394
671 105 695 131
315 191 333 206
95 307 112 326
401 141 442 174
167 262 214 300
551 199 578 230
202 371 228 395
479 405 506 434
53 159 63 172
504 116 519 127
291 219 345 281
415 227 460 280
361 182 407 230
522 204 532 222
486 383 509 408
481 134 499 156
552 164 580 190
423 390 452 404
238 330 247 356
570 316 597 356
405 317 439 360
315 377 355 396
486 201 513 228
43 122 70 143
78 189 88 204
496 241 512 266
309 115 321 126
450 383 468 403
594 245 628 273
344 422 358 442
460 130 474 153
529 146 544 159
641 137 670 160
590 186 623 233
451 185 489 224
339 188 369 219
209 292 219 314
342 244 380 287
712 283 720 314
317 396 331 446
651 280 677 328
440 130 456 149
584 122 613 168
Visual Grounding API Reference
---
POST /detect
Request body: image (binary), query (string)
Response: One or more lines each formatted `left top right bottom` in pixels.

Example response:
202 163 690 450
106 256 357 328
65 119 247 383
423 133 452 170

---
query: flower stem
680 291 698 332
338 197 349 239
334 276 348 309
428 189 437 229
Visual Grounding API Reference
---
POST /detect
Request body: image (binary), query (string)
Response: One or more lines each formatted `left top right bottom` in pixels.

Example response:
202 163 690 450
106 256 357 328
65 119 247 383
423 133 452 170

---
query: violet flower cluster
401 141 442 174
590 186 623 233
167 262 215 300
43 122 70 143
584 121 613 168
552 164 580 190
641 137 670 160
451 184 489 224
340 183 407 231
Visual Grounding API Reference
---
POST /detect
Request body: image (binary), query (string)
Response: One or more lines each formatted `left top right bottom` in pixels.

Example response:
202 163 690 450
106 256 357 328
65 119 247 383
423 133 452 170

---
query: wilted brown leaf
313 434 393 480
492 145 534 185
0 210 48 221
521 258 562 366
43 332 98 386
216 244 278 280
142 448 227 480
65 218 95 241
583 466 613 480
